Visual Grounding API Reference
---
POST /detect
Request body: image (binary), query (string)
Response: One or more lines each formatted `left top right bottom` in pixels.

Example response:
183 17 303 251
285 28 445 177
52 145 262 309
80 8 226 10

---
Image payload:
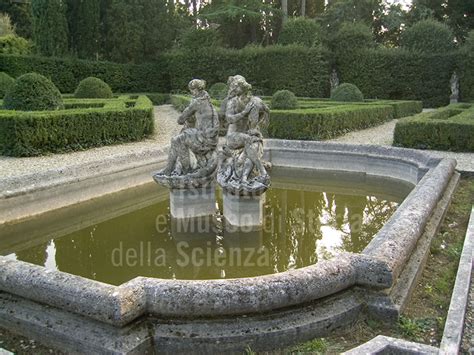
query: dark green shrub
367 100 423 118
332 22 374 55
0 54 168 93
337 48 466 107
0 95 154 156
401 19 455 53
0 71 14 97
268 104 394 140
0 34 32 55
463 30 474 52
3 72 63 111
278 18 321 47
271 90 298 109
209 82 228 100
142 93 171 105
164 45 330 98
394 105 474 152
74 77 113 98
178 28 223 50
331 83 364 102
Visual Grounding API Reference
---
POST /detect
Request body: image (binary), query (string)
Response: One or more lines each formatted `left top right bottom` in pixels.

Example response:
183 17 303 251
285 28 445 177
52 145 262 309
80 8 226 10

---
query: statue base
170 186 216 219
450 98 458 104
223 190 264 227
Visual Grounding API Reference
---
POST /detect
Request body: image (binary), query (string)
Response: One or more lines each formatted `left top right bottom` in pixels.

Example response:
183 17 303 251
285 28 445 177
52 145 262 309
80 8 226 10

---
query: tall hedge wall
337 48 465 108
1 48 472 106
459 52 474 102
0 54 168 93
163 46 330 97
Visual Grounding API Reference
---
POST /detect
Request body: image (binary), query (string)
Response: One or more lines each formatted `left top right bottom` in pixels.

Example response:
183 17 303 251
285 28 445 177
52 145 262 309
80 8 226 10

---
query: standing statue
153 79 219 189
330 69 340 92
450 71 459 104
217 75 271 196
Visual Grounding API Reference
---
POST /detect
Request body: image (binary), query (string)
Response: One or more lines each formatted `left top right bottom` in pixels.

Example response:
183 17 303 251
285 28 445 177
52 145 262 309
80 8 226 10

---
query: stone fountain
154 75 271 227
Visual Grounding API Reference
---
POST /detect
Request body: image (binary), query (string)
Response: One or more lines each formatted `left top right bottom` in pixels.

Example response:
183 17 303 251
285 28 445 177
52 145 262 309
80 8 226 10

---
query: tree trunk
282 0 288 22
301 0 306 17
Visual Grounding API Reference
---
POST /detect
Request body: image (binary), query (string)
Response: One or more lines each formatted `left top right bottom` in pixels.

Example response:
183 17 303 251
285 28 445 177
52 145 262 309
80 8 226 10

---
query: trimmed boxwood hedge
268 104 394 140
163 45 330 98
337 48 462 108
0 95 154 157
393 103 474 152
0 54 168 93
170 94 420 140
2 47 473 107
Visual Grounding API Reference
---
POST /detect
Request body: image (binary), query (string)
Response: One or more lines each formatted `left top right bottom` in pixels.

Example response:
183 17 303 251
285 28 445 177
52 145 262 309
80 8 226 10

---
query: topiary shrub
401 19 455 53
331 83 364 102
0 71 14 97
209 82 228 100
3 72 63 111
74 77 113 98
278 18 321 47
271 90 298 109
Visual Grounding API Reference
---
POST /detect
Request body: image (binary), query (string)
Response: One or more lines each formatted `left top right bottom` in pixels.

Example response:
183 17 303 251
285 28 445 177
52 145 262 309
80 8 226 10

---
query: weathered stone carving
330 69 339 92
153 79 219 189
450 71 459 104
217 75 271 196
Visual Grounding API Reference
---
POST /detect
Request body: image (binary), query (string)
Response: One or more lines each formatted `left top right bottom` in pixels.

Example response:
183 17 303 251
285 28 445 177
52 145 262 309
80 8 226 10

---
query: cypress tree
71 0 101 59
32 0 69 56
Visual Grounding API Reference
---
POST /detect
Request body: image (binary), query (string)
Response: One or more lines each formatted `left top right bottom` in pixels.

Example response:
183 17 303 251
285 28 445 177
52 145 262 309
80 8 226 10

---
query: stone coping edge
343 335 438 354
0 140 456 327
439 206 474 354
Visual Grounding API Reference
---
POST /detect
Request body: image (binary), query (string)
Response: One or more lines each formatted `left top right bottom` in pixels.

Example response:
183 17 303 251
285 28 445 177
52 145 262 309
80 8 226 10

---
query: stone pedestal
170 186 216 219
450 98 458 104
223 191 265 227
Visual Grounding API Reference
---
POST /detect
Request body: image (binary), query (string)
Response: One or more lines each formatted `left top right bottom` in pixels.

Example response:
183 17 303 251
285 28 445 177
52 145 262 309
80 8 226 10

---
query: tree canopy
1 0 471 62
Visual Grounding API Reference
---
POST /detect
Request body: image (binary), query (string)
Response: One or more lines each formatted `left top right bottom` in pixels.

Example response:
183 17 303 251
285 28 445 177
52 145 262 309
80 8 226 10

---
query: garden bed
170 95 422 140
0 95 154 157
394 103 474 152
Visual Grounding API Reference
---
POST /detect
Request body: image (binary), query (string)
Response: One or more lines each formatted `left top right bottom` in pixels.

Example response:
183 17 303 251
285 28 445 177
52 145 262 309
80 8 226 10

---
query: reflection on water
2 170 411 285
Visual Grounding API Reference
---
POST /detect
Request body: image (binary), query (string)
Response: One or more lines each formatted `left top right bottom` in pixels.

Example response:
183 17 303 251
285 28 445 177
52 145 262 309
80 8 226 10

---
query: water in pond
0 168 413 285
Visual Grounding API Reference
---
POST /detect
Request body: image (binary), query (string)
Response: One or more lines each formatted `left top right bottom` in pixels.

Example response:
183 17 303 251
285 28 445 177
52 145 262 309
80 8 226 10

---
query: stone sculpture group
154 75 271 197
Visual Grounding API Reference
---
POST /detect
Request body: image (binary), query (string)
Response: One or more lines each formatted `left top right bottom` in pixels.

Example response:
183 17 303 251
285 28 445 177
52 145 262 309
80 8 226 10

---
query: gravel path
330 119 399 146
0 105 181 181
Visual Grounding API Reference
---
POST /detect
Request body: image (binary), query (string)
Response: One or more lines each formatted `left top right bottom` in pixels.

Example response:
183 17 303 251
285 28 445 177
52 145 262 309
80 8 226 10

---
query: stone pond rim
0 140 458 353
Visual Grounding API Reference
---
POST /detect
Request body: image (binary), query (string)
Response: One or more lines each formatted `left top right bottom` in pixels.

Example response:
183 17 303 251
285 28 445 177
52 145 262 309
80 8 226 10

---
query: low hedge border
0 95 154 157
268 104 394 140
170 95 419 140
393 103 474 152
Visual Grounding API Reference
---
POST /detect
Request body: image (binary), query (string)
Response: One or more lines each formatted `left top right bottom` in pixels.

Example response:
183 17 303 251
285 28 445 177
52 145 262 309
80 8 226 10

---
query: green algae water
0 168 413 286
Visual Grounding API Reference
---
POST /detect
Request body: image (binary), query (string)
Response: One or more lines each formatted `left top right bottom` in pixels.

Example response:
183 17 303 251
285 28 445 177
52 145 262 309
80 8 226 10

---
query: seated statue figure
217 75 271 195
154 79 219 189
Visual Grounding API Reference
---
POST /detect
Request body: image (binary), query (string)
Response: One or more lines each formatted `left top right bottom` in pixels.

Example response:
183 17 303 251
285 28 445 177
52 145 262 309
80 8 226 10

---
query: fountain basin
0 140 458 353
